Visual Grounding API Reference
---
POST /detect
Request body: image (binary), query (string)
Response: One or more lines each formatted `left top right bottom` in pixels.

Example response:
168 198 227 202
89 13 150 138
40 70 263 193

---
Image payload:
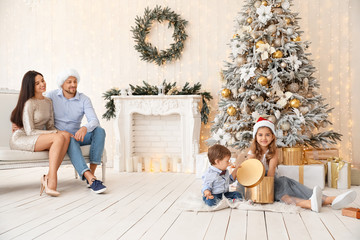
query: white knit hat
253 117 276 138
56 69 80 88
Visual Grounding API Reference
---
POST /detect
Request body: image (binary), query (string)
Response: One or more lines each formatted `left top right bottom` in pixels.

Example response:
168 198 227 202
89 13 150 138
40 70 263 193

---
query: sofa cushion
0 145 91 161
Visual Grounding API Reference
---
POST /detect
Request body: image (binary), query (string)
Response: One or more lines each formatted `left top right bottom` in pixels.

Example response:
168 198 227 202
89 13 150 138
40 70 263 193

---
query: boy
202 144 242 206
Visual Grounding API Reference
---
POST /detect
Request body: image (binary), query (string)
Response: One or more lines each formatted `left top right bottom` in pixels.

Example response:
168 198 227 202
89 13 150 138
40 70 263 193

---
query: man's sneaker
90 180 107 194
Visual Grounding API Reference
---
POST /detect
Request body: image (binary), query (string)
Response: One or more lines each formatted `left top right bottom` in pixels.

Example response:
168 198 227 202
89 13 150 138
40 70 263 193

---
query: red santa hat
253 117 276 138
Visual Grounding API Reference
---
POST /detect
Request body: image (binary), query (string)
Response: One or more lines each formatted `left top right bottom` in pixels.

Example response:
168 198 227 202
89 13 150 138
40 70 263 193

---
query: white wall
0 0 359 166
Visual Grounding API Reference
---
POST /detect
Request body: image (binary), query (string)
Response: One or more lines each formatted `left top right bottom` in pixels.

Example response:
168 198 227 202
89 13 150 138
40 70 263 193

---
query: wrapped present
342 208 360 219
304 148 339 161
327 157 351 189
277 164 325 189
351 167 360 186
282 147 304 165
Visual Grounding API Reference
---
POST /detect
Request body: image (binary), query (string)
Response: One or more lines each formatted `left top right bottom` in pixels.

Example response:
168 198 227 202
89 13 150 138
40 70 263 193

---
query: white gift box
277 164 325 189
327 161 351 189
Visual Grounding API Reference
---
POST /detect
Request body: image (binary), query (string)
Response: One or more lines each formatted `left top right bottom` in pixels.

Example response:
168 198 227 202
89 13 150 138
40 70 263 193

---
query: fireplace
111 95 201 173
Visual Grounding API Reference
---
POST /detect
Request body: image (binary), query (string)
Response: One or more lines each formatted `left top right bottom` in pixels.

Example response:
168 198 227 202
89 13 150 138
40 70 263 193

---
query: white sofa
0 89 106 181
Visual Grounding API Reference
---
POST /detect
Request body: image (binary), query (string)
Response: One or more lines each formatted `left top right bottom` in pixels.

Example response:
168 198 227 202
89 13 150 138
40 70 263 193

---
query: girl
246 117 356 212
10 71 71 196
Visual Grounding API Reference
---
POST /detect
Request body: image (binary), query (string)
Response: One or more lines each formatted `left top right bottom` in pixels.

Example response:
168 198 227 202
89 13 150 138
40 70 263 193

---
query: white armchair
0 89 106 182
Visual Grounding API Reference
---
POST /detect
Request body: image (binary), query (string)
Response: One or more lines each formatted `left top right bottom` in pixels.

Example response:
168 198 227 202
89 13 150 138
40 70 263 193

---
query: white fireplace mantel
111 95 202 173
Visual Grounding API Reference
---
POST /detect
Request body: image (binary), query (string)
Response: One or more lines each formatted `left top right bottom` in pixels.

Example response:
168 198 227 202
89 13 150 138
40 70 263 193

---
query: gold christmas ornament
285 18 291 24
256 40 265 49
289 98 301 108
272 50 283 58
258 76 268 86
227 106 237 116
247 17 253 24
261 1 268 6
221 88 231 98
292 36 301 42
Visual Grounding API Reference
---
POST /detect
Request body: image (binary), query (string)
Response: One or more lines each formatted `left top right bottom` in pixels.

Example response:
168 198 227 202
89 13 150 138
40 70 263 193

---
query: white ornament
282 0 290 10
240 65 257 83
287 55 302 71
256 43 276 60
267 24 277 34
299 106 309 114
252 111 260 121
236 56 246 66
280 62 287 68
280 122 291 131
275 110 281 119
268 115 276 123
287 28 294 35
274 38 282 47
251 95 257 100
235 132 242 140
277 92 293 108
254 96 264 104
254 1 261 8
256 5 273 24
238 87 246 93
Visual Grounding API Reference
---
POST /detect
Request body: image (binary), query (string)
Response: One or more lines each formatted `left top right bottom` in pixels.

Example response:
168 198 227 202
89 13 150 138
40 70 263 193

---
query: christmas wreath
102 81 213 124
131 6 188 65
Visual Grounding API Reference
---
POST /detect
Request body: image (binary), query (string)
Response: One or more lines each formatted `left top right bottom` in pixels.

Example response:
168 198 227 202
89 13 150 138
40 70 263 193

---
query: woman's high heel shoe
40 175 60 197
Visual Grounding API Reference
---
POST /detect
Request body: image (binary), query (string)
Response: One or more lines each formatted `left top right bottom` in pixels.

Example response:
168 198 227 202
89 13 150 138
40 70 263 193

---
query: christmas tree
207 0 341 149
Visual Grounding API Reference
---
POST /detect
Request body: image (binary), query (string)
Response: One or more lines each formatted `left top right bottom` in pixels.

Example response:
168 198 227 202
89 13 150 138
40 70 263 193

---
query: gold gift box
304 148 339 161
282 147 304 165
245 177 274 203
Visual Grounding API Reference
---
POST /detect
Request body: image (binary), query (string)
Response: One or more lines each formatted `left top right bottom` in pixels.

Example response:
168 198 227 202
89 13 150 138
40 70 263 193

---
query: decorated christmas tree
207 0 341 149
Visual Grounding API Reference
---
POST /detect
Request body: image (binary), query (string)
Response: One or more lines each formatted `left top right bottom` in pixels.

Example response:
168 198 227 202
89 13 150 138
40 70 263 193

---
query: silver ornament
299 106 309 114
287 28 294 35
254 96 264 103
287 83 300 92
267 24 277 34
236 56 246 67
238 87 246 93
235 132 242 140
268 115 276 123
280 122 291 131
274 38 282 47
254 1 261 8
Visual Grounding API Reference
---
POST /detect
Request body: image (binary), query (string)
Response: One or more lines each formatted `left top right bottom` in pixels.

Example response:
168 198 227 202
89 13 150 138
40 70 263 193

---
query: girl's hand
203 190 214 200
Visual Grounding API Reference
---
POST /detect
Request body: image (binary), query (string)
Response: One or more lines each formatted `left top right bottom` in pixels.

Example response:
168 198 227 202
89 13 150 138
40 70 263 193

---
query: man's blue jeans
67 127 106 180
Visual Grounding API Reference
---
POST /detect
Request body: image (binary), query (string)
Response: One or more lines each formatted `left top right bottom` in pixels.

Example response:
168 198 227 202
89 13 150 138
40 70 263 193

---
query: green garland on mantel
131 5 188 65
102 81 213 124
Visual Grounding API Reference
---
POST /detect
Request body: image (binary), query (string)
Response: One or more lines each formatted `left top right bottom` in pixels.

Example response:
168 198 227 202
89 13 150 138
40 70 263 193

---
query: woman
10 70 71 197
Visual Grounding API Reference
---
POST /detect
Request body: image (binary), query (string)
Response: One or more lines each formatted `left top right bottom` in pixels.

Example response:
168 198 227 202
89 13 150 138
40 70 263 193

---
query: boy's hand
203 190 214 200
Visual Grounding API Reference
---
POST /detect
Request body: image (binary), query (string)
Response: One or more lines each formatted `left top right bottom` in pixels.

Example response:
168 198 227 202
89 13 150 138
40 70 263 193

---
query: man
47 69 106 193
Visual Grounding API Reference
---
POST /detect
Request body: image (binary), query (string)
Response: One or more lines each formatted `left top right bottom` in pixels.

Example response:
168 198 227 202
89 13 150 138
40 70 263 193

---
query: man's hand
12 123 20 133
74 126 87 142
203 190 214 200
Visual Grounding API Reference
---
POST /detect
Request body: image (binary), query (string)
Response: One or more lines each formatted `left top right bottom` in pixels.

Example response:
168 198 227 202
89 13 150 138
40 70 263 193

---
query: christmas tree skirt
176 193 304 213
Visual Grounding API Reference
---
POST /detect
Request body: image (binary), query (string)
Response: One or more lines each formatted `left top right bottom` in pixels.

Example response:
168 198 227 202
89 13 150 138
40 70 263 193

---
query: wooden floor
0 166 359 240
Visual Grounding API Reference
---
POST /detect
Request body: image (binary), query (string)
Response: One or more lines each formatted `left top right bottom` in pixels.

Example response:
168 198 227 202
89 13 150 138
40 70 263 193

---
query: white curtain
0 0 358 166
